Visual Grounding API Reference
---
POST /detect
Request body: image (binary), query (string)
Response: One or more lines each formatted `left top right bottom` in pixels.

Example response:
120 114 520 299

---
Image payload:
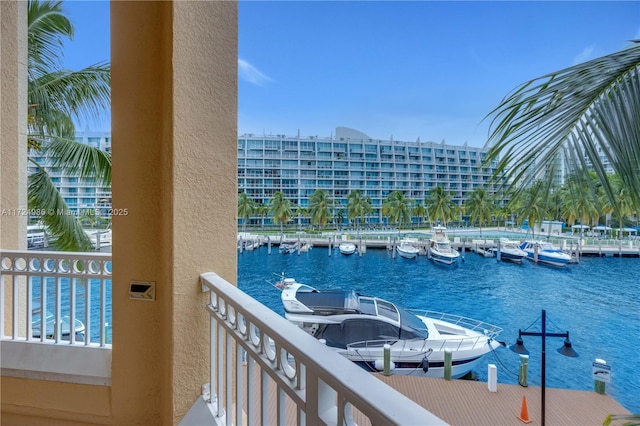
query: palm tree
381 191 412 230
600 175 635 238
294 204 307 230
237 192 255 233
268 191 292 236
485 41 640 212
307 189 333 231
254 202 268 230
561 174 600 233
413 201 427 229
28 0 111 251
424 186 456 227
347 190 372 232
334 208 345 230
511 180 550 239
464 187 495 236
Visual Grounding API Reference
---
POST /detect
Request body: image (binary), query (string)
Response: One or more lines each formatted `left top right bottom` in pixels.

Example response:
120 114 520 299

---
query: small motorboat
32 306 85 342
339 242 357 255
489 238 528 263
279 241 298 254
396 240 420 259
428 227 460 265
519 241 572 266
279 277 503 378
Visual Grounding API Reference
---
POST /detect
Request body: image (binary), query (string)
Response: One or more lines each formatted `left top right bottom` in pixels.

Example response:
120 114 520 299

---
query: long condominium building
29 127 503 226
238 127 501 225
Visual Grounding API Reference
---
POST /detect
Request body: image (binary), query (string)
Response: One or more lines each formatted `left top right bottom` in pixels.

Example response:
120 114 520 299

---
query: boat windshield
296 289 359 314
398 307 429 339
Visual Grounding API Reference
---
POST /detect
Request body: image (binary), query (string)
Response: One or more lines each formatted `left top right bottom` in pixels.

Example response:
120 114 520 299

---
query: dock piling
518 354 529 387
444 349 452 380
383 344 391 376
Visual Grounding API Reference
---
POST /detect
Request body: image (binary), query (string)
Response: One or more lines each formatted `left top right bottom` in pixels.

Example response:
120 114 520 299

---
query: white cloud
572 45 595 65
238 58 273 86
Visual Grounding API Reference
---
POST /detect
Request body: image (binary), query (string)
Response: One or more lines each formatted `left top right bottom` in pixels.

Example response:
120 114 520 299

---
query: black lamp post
510 309 578 426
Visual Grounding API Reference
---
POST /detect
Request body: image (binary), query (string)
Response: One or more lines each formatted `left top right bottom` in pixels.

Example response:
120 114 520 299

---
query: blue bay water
238 247 640 413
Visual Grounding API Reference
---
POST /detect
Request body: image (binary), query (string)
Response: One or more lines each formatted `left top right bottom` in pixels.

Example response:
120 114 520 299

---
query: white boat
339 242 357 255
428 227 460 265
27 225 46 249
279 241 298 254
87 229 112 249
491 238 528 263
280 278 503 378
396 240 419 259
519 241 571 266
32 305 85 342
299 242 313 253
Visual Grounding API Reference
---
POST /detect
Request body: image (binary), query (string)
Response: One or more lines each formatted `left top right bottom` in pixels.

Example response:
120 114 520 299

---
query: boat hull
340 339 500 378
339 243 357 255
396 247 419 259
429 251 459 265
525 252 570 266
496 250 527 263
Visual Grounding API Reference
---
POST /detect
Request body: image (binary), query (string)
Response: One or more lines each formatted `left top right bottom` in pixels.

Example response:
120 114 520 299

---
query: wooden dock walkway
244 235 640 258
239 364 629 425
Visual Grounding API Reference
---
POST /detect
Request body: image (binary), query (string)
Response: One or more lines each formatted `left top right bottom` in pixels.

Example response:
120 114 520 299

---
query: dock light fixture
510 309 578 426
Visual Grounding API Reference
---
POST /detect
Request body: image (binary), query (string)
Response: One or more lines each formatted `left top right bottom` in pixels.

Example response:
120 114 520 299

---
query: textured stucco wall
111 1 237 424
1 1 237 423
0 0 27 249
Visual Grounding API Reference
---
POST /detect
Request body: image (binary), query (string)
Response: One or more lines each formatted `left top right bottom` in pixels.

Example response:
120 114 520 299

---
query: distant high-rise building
238 127 502 226
27 130 112 218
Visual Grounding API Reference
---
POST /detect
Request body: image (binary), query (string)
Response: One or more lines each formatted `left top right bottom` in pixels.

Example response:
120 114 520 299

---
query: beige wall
110 1 237 424
0 0 27 249
1 1 237 424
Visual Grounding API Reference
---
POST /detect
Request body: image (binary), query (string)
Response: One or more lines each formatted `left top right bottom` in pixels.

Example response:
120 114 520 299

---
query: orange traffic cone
518 395 532 424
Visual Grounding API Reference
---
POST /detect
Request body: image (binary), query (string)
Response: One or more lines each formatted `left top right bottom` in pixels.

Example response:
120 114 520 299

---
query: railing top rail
0 250 112 278
201 272 446 425
0 249 112 260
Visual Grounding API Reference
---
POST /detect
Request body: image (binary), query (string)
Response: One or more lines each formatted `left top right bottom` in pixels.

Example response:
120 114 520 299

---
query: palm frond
28 169 94 251
48 137 111 184
485 42 640 210
29 64 111 128
28 0 72 74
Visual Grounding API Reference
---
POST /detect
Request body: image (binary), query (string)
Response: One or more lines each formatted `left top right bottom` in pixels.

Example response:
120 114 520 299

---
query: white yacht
280 278 503 379
428 227 460 265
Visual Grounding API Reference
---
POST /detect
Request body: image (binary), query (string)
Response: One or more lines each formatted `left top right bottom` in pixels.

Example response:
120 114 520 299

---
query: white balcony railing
187 272 446 426
0 249 112 385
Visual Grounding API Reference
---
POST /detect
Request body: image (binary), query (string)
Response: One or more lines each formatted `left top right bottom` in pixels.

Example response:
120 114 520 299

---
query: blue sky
63 1 640 147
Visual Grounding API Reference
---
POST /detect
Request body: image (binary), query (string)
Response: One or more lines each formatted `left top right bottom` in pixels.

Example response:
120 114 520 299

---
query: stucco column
111 1 237 424
0 0 28 249
0 0 28 347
